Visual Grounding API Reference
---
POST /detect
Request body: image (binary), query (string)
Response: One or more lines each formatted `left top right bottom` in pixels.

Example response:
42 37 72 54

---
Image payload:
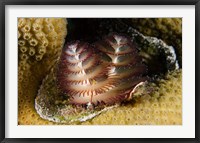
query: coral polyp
56 33 147 107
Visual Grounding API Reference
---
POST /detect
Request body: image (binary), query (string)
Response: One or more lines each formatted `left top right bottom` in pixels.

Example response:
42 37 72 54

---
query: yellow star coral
18 18 182 125
18 18 67 125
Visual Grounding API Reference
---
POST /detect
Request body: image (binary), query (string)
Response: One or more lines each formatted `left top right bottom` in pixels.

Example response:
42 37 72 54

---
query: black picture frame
0 0 199 143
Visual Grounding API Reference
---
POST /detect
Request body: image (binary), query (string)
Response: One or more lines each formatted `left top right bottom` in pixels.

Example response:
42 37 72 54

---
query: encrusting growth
126 18 182 67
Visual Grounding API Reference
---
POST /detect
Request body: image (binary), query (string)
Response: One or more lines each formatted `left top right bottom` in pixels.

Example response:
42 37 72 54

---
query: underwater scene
18 18 182 125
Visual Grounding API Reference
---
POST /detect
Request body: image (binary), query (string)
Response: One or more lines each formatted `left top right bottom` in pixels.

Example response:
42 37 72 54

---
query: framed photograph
0 0 199 142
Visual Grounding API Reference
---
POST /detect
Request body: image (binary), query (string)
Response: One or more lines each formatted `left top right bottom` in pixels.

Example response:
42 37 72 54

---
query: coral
82 69 182 125
18 18 182 125
18 18 67 64
18 18 67 125
124 18 182 67
20 69 182 125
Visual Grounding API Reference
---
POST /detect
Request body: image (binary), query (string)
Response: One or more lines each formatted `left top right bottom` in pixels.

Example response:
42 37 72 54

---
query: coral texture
18 18 182 125
124 18 182 67
82 69 182 125
57 34 147 106
20 69 182 125
18 18 67 125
